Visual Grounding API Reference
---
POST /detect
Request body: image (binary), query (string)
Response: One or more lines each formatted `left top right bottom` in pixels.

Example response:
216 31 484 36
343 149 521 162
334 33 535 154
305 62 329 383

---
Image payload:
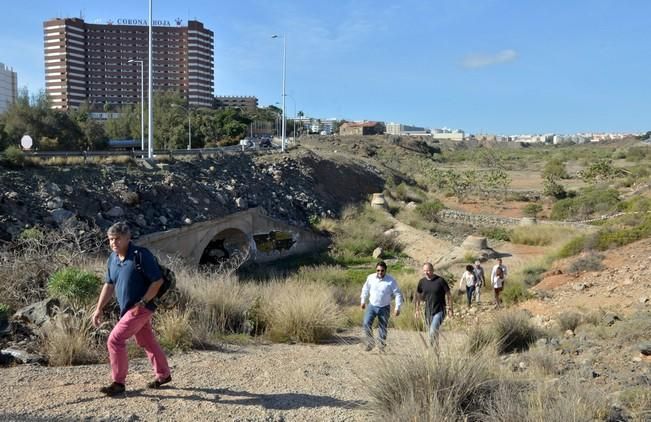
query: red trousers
107 308 170 385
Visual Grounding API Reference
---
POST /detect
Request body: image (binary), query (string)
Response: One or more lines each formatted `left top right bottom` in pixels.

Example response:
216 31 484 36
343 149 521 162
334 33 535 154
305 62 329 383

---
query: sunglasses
376 269 386 273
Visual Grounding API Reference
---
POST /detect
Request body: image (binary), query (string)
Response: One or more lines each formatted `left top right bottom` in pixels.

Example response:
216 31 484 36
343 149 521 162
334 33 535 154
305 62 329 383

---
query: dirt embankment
0 150 384 242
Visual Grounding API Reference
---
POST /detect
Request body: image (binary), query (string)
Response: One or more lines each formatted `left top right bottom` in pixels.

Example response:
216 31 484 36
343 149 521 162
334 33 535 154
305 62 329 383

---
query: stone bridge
137 207 328 267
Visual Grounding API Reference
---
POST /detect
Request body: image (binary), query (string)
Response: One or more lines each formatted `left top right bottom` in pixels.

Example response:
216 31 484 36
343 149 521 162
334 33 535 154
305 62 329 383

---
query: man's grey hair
423 262 434 270
107 222 131 238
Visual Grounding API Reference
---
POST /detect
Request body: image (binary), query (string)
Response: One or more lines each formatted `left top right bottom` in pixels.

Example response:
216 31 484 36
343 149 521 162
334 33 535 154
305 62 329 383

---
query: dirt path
1 329 463 422
387 218 453 265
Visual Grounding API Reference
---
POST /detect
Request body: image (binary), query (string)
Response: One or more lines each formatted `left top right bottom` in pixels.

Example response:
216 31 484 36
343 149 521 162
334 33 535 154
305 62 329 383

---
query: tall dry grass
263 279 345 343
509 224 577 246
42 306 106 366
175 267 257 344
368 339 608 421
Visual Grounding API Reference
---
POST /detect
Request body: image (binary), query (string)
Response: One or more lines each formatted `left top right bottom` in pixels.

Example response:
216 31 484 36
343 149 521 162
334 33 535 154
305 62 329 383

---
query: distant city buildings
43 17 214 110
431 127 465 141
339 121 385 136
0 63 17 114
386 123 429 136
214 96 258 113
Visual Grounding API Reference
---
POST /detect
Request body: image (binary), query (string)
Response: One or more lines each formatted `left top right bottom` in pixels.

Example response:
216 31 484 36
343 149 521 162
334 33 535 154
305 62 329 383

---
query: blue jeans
466 286 475 306
427 311 446 346
363 304 390 347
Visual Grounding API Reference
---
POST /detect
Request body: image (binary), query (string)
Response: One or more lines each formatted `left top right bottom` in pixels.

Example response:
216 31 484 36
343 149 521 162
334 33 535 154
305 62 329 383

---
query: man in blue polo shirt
91 222 171 397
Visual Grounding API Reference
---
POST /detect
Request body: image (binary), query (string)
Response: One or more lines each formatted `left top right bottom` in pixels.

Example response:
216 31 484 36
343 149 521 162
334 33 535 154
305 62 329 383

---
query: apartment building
0 63 17 113
214 96 258 113
43 18 214 110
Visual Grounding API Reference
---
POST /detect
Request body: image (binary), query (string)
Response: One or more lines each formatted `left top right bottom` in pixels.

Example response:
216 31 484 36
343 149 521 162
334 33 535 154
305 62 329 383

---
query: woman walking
459 264 477 307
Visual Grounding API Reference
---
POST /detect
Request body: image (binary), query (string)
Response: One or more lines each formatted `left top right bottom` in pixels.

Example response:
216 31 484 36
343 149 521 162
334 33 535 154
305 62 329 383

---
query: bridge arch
199 227 251 265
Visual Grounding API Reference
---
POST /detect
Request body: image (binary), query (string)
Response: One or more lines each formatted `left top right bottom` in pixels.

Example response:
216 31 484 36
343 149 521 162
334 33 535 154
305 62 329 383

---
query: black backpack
133 247 176 300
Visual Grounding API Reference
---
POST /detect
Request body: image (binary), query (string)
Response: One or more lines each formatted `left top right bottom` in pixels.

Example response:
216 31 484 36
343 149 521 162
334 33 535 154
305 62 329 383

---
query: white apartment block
0 63 17 114
386 122 429 136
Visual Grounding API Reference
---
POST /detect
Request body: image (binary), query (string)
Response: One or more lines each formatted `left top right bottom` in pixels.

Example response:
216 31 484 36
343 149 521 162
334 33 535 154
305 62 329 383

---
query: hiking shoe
99 382 125 397
147 375 172 389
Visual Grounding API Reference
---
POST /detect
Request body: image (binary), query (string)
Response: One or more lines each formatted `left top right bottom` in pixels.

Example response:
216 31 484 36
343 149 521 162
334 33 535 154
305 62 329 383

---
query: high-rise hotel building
0 63 18 114
43 18 214 110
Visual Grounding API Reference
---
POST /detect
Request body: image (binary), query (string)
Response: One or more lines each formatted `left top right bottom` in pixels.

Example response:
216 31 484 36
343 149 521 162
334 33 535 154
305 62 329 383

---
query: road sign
20 135 33 150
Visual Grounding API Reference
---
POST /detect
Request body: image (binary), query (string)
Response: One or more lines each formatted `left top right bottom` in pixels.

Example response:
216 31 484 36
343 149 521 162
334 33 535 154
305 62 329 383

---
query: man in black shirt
414 262 453 347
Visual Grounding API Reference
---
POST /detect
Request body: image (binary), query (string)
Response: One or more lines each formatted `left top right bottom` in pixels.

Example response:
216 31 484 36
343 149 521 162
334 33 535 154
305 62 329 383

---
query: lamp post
171 104 192 149
271 34 286 152
286 94 297 141
128 59 145 153
147 0 153 159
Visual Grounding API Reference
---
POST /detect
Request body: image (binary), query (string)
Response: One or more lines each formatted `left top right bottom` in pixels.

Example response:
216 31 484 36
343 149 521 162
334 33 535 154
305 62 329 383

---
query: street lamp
171 104 192 149
286 94 297 141
271 34 286 152
147 0 153 159
127 59 145 152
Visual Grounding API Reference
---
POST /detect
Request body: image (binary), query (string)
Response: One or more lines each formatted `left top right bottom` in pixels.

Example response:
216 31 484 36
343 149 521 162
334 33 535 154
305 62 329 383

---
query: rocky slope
0 149 384 242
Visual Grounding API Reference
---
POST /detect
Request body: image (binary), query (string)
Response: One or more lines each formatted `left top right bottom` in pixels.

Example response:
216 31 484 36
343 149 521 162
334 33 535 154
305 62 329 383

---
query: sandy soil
1 330 457 422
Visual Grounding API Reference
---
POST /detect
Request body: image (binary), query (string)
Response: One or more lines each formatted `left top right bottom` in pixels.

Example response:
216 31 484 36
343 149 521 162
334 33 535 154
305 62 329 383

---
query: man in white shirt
360 261 403 352
491 258 508 284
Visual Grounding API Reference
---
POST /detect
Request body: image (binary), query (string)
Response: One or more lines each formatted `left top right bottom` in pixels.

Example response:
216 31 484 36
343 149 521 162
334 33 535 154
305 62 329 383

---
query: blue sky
1 0 650 134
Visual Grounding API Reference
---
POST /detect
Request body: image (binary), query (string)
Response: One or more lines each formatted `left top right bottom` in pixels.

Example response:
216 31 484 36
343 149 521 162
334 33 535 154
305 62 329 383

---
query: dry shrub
367 348 515 422
368 343 607 421
155 309 193 351
466 325 496 355
177 268 256 344
264 280 344 343
0 223 105 310
619 387 651 420
522 347 560 376
557 311 583 332
517 377 609 422
567 252 604 273
42 306 106 366
493 310 541 354
509 225 576 246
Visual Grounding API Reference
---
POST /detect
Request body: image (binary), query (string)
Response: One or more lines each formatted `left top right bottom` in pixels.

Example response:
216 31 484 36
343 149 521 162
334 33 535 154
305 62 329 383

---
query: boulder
50 208 75 224
372 247 383 259
370 193 387 209
639 342 651 356
105 206 125 218
0 347 46 364
13 298 60 327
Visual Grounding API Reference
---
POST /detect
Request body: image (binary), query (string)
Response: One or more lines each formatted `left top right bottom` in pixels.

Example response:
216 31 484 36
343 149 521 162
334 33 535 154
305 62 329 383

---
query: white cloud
461 49 518 69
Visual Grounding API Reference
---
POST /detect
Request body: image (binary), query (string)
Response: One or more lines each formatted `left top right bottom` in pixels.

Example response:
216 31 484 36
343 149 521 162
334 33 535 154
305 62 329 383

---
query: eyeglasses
376 269 385 273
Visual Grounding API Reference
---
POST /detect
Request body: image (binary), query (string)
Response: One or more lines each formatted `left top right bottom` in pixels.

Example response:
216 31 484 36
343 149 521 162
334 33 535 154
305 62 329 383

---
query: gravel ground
1 330 438 422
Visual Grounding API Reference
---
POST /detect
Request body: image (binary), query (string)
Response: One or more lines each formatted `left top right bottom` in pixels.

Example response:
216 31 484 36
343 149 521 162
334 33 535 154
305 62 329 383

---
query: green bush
3 145 25 167
47 267 102 306
618 195 651 213
493 310 540 354
0 303 10 320
333 205 402 258
593 215 651 250
480 226 511 241
19 227 45 241
393 183 426 203
521 265 547 287
501 281 533 305
550 187 620 220
522 203 543 218
556 235 588 258
414 200 444 222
